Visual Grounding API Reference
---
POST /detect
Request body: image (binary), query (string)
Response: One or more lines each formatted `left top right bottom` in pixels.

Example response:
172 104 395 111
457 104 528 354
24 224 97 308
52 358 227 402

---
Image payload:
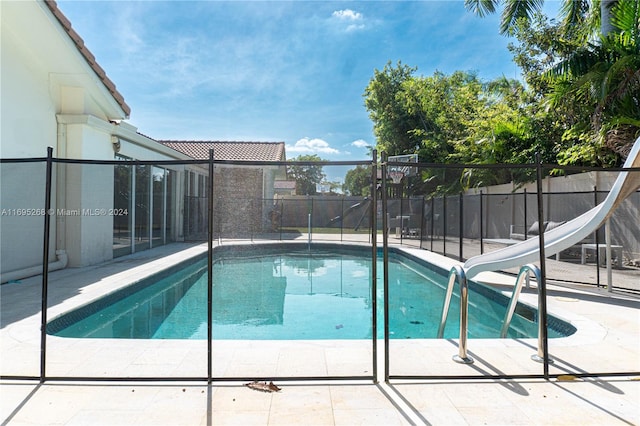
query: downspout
1 250 69 284
1 121 70 283
55 119 68 267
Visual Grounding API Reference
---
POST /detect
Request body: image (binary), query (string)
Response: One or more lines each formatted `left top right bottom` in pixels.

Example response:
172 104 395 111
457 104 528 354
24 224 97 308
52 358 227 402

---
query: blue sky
58 1 528 165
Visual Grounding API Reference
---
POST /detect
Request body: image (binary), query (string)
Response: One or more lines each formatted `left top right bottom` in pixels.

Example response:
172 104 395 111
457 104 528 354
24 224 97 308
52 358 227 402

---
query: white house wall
0 162 51 275
0 1 189 279
59 121 115 267
0 15 57 158
2 1 285 276
1 3 59 275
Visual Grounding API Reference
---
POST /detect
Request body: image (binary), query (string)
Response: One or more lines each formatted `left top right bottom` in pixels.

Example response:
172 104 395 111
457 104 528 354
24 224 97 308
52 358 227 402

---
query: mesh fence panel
0 161 47 377
45 162 209 379
1 156 638 380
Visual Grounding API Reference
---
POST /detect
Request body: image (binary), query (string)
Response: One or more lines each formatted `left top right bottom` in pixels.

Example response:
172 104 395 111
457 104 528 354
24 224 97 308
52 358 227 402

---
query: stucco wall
0 17 59 275
464 172 639 259
58 123 115 267
1 1 193 279
0 22 58 158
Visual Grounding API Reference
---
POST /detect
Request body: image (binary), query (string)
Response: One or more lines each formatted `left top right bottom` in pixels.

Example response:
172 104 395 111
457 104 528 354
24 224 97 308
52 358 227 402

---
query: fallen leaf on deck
245 381 281 393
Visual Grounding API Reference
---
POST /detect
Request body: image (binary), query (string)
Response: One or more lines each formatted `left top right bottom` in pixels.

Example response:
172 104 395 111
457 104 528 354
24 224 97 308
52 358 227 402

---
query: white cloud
286 137 340 154
332 9 363 21
331 9 365 32
351 139 370 149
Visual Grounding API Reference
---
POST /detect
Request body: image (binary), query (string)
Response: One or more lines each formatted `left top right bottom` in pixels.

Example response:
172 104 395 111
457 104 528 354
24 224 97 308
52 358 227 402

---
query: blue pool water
47 244 575 340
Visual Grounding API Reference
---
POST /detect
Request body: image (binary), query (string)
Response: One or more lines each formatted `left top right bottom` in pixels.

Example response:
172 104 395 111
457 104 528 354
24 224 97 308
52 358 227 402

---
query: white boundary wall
466 172 639 261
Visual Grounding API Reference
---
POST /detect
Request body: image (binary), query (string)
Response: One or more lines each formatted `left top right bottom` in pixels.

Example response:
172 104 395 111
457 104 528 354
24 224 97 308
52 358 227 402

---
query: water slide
464 136 640 279
326 197 371 230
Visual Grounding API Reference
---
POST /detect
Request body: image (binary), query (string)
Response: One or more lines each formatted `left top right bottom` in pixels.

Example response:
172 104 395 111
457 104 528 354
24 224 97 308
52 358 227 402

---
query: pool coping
46 240 575 341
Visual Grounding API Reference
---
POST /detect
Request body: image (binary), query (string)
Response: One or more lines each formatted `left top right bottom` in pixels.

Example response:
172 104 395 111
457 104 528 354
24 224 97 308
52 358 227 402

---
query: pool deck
1 238 639 425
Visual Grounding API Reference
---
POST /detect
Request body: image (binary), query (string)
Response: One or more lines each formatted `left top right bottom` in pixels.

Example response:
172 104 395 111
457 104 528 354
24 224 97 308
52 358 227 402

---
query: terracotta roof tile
157 141 286 162
44 0 131 118
92 63 107 79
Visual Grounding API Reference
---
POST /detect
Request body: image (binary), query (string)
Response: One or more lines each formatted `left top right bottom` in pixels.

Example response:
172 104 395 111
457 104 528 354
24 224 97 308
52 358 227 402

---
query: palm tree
546 0 640 158
467 0 639 160
464 0 614 37
601 0 618 36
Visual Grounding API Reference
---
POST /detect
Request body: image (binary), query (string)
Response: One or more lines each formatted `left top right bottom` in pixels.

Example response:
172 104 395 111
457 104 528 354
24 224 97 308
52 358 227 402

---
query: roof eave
43 0 131 119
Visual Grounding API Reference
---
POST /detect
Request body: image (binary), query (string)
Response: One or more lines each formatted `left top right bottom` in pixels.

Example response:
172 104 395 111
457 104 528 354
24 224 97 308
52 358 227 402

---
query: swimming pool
47 244 576 340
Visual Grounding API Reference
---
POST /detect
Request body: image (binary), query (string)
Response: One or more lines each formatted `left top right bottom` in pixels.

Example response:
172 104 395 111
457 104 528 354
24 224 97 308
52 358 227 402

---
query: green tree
365 65 537 193
507 13 598 166
505 4 639 167
547 0 640 162
363 61 422 156
343 165 372 196
364 67 489 162
287 154 326 195
448 76 548 188
327 180 343 194
468 0 639 166
402 71 487 163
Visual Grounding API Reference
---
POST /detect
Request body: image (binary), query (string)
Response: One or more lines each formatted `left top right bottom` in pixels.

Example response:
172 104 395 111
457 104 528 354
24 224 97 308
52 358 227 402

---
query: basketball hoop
389 170 404 184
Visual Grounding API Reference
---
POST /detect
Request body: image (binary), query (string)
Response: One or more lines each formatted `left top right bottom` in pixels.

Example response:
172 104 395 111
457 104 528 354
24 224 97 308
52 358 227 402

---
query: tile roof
157 141 286 162
44 0 131 118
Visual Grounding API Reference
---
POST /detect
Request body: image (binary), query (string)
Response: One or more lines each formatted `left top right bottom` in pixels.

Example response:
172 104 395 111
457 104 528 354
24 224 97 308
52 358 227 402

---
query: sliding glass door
113 160 175 258
113 161 132 257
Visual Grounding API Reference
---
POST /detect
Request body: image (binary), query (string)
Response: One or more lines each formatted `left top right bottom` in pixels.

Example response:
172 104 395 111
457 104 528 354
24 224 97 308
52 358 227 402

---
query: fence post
480 190 484 254
371 150 378 383
310 197 313 244
207 149 214 383
40 146 54 383
399 188 404 243
524 188 528 240
459 193 463 261
594 186 600 287
420 196 425 248
430 197 435 251
340 197 345 241
535 152 550 379
443 195 447 256
381 152 390 382
279 200 283 241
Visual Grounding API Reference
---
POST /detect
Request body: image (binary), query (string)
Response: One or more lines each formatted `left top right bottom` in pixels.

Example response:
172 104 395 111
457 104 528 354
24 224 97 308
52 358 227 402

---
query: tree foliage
363 0 638 196
363 63 539 194
363 61 421 156
551 0 640 160
509 4 639 166
464 0 602 37
343 165 372 196
473 0 639 165
287 154 326 195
